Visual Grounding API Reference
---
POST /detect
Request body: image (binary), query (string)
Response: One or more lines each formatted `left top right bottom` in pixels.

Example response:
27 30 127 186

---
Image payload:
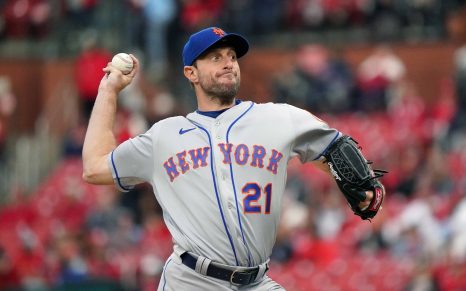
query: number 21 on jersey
242 183 272 214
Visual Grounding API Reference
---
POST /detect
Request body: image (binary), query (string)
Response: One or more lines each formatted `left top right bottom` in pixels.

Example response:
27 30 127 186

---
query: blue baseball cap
182 27 249 66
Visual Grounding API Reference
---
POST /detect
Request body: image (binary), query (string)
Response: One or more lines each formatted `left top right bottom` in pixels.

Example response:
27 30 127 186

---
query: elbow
82 154 113 185
82 167 98 184
82 161 105 184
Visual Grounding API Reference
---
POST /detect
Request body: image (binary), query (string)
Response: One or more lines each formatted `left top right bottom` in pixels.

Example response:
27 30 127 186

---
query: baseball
111 53 134 74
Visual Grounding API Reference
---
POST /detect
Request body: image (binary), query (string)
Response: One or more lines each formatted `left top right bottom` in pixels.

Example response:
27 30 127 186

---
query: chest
157 114 291 183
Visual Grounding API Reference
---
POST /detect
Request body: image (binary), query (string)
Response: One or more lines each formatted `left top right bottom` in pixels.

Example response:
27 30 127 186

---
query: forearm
82 86 118 184
82 54 139 184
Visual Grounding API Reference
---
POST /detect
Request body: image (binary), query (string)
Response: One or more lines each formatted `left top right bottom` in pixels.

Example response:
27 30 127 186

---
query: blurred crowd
1 0 465 75
1 0 462 39
1 0 466 290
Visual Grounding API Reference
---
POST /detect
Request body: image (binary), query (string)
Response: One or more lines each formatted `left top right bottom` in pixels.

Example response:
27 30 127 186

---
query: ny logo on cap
212 27 225 37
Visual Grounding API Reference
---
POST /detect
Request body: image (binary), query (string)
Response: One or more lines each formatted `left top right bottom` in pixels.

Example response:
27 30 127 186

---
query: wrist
98 84 120 98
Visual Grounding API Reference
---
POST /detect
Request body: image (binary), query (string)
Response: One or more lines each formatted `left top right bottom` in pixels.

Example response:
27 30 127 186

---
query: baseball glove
323 136 387 220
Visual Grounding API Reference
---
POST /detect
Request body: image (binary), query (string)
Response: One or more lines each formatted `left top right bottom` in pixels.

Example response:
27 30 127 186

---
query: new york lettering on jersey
163 143 284 182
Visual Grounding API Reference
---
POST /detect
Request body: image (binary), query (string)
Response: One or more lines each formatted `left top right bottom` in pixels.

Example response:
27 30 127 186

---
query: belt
180 252 261 285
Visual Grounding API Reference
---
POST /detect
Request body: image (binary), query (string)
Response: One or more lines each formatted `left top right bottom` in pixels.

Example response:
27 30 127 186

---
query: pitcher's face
193 46 241 105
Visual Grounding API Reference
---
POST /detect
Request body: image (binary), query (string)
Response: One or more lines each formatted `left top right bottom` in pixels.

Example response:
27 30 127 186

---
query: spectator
251 0 284 34
179 0 224 32
299 0 326 29
139 212 171 258
313 188 346 240
404 0 443 34
430 78 456 143
223 0 284 36
383 197 444 259
28 0 51 39
145 86 179 124
270 223 294 263
387 80 426 138
138 212 172 289
322 0 352 28
85 230 121 281
142 0 177 81
0 246 20 290
85 187 129 244
422 144 455 196
355 45 406 112
221 0 254 35
292 217 340 267
61 0 98 31
15 222 47 290
448 43 466 150
73 31 112 120
393 141 425 198
62 121 86 157
447 195 466 263
369 0 404 41
122 0 145 52
0 77 16 162
404 259 440 291
1 0 51 39
273 45 352 113
357 218 389 253
54 234 89 285
112 211 142 250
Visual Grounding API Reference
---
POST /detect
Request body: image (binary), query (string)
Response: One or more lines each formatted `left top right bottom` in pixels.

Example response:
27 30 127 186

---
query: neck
197 95 236 111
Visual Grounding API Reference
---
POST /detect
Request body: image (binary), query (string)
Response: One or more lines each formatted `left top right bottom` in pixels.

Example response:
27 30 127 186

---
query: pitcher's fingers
365 190 373 201
102 62 112 73
128 54 139 77
103 62 122 75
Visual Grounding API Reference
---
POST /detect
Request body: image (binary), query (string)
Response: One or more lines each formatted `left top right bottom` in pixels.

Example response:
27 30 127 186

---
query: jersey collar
187 100 252 125
196 99 243 119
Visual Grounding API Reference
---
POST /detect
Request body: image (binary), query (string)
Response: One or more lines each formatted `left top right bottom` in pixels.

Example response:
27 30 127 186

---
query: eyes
210 52 237 63
196 48 238 66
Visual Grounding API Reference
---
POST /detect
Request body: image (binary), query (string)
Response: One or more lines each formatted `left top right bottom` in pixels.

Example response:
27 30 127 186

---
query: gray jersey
109 101 340 267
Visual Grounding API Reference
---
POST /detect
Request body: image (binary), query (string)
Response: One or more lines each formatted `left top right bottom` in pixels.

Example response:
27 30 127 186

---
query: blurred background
1 0 466 290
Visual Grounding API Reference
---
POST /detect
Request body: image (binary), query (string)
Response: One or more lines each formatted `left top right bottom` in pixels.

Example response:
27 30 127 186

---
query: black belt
180 253 261 285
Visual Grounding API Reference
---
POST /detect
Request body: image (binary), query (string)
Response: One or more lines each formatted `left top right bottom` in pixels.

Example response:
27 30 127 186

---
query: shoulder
245 102 305 125
252 102 305 114
158 115 187 124
151 116 188 127
255 102 328 125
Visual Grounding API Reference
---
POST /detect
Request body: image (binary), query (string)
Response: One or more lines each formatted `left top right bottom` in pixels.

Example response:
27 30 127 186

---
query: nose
223 57 234 70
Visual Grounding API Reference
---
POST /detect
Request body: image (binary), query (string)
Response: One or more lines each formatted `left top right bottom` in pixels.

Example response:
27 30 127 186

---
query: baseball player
82 27 386 290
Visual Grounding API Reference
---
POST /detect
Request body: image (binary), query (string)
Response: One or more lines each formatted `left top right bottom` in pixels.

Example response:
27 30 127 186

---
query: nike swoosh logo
179 127 196 135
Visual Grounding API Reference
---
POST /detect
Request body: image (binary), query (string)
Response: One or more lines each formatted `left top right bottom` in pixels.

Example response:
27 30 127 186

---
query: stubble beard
199 74 240 106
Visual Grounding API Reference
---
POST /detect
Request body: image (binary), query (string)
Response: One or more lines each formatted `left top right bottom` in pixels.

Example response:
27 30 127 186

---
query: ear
184 66 198 83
